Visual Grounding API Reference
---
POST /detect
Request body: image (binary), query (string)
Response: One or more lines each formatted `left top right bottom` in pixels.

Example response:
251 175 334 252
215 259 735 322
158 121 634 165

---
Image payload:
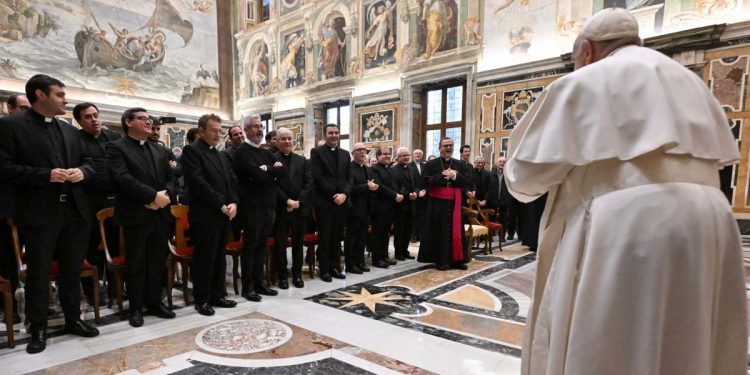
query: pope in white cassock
505 8 748 375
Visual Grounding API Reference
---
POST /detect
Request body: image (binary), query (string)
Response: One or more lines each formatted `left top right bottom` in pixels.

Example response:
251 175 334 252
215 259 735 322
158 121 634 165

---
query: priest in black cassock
417 137 470 270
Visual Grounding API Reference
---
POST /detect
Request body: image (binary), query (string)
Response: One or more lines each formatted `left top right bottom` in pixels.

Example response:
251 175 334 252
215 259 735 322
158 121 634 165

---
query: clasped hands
145 190 170 210
221 203 238 219
442 168 457 181
260 161 283 171
286 199 300 212
50 168 84 183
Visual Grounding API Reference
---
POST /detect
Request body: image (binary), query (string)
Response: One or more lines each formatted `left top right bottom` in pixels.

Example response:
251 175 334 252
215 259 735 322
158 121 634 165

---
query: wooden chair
467 198 504 253
96 208 126 318
265 236 292 286
7 218 101 323
168 205 193 307
461 208 489 261
303 233 318 278
0 276 14 348
225 232 242 295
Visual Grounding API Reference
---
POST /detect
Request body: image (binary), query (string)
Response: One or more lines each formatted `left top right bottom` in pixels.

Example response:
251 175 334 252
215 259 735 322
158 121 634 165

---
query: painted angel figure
280 33 305 87
250 43 269 96
363 1 396 62
318 17 345 79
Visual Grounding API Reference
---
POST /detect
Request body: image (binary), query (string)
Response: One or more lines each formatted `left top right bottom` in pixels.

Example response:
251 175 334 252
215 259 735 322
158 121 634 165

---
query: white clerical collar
44 117 53 123
128 135 147 146
245 138 261 148
209 145 215 150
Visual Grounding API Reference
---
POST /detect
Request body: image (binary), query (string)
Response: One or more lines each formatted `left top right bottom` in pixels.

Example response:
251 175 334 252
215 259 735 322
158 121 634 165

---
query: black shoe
255 285 278 296
209 297 237 308
451 263 468 270
146 303 176 319
320 274 332 282
64 319 99 338
436 264 450 271
373 260 390 268
386 258 397 265
346 265 363 274
395 256 406 261
358 263 370 272
403 254 415 260
26 327 47 354
330 269 346 279
292 277 304 288
129 310 144 327
241 291 262 302
194 302 215 316
278 279 289 290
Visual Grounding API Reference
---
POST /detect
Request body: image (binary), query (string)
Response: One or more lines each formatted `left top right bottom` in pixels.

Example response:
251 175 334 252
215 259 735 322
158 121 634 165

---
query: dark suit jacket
181 139 239 224
309 145 352 208
274 151 312 205
106 136 178 225
391 163 418 212
349 161 371 216
409 161 426 189
233 142 284 209
0 110 93 225
370 163 398 214
485 169 512 208
80 128 121 195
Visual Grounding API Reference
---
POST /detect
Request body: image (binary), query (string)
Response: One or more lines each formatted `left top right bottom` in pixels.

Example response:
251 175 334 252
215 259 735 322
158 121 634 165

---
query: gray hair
277 127 293 137
396 147 410 157
242 114 262 129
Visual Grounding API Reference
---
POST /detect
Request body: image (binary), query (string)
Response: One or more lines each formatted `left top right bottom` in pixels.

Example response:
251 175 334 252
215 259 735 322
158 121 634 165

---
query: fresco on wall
318 14 347 80
363 0 397 69
360 109 395 143
720 118 741 204
501 86 544 131
247 40 271 97
279 0 301 17
484 0 557 68
479 137 495 166
500 136 509 157
0 0 219 107
708 56 748 113
417 0 458 60
280 29 305 88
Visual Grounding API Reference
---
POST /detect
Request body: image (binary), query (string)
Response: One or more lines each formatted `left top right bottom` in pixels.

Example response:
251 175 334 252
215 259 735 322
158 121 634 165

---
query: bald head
496 156 506 171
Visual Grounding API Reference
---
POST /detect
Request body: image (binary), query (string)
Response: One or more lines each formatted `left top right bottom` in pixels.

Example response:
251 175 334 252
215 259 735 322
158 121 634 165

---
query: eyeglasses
352 148 366 152
398 153 411 157
133 116 152 122
248 124 265 130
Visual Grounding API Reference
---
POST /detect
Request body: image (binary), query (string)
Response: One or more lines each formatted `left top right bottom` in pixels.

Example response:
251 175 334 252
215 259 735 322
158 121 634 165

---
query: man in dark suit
310 124 352 282
486 156 513 239
6 94 30 113
75 102 122 301
345 143 377 274
0 74 99 353
472 156 491 206
106 107 178 327
271 127 312 289
369 148 402 268
223 125 244 160
410 149 427 242
181 114 239 316
233 115 283 300
391 147 418 261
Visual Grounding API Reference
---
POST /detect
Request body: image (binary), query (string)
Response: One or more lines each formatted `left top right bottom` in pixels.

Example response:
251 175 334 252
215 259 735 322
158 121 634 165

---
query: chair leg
232 254 240 295
306 245 315 279
115 271 124 319
3 287 13 348
166 256 174 308
181 260 190 305
91 267 101 324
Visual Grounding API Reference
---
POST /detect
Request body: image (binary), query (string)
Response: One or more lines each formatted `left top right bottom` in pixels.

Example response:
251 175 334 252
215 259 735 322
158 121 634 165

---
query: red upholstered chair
0 276 14 348
303 233 318 278
225 232 242 295
8 218 101 323
96 208 126 318
468 198 504 253
265 236 292 286
168 205 193 307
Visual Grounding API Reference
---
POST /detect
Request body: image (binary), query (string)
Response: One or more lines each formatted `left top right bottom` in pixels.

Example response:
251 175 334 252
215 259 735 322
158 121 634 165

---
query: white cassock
506 45 748 375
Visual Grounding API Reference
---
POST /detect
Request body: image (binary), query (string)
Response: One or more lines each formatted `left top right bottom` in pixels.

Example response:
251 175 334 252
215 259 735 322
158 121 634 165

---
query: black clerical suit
0 110 93 328
369 163 399 265
181 139 238 304
391 162 418 259
472 167 490 203
272 151 312 282
309 144 352 277
345 161 371 270
0 119 18 314
409 160 426 241
106 136 177 313
233 141 284 293
80 128 121 298
485 169 513 238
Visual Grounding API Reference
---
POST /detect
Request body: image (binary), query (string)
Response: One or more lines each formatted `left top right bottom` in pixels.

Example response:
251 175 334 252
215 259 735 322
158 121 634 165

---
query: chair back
467 197 493 224
96 207 123 265
5 219 24 275
170 205 191 256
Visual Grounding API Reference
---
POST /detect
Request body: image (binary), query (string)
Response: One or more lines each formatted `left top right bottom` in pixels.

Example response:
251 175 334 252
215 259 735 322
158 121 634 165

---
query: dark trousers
412 198 426 240
23 203 87 328
241 207 275 291
123 216 170 311
190 221 229 304
393 208 413 258
0 219 18 305
344 213 369 268
316 205 348 275
369 209 392 263
507 201 521 239
272 208 304 279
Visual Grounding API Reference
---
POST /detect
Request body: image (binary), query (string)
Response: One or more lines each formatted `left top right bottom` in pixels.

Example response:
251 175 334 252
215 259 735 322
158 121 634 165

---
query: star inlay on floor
324 287 408 313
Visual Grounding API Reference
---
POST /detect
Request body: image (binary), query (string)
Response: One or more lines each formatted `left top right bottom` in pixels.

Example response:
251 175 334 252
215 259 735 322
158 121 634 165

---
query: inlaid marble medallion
195 319 293 355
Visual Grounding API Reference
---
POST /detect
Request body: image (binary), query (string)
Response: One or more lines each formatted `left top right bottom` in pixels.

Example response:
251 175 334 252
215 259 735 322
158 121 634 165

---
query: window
422 81 465 159
243 0 270 28
261 0 270 22
324 101 351 151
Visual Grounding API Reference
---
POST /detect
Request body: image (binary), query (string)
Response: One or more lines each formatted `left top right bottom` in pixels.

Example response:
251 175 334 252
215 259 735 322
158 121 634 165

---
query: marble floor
0 235 747 374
